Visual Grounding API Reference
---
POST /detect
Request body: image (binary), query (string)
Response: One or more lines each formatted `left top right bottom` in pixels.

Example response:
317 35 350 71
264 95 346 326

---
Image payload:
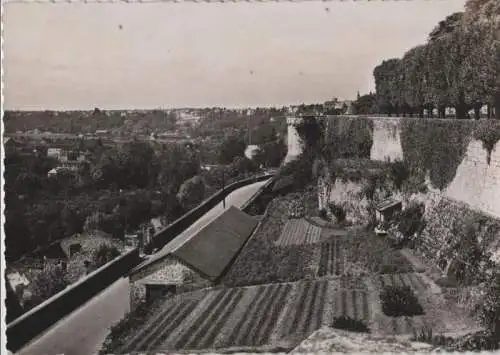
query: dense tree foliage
176 175 206 211
218 135 246 164
374 0 499 119
4 128 274 261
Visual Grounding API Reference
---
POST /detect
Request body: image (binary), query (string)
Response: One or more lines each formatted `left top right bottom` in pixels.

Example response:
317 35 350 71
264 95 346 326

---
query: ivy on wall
324 117 374 160
400 120 472 190
317 117 500 191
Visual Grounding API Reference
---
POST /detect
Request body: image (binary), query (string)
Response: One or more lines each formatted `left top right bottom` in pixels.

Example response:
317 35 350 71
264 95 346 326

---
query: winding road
16 179 270 355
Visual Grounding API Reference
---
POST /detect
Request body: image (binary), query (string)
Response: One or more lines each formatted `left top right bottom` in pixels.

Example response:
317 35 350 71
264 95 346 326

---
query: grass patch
380 285 424 317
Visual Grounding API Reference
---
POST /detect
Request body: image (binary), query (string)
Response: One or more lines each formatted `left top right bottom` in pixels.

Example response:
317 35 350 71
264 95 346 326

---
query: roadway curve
16 179 270 355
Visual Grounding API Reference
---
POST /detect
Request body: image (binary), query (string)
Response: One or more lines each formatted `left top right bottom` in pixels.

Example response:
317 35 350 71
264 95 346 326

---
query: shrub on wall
328 202 346 223
389 159 410 190
397 202 425 241
92 244 121 269
418 199 500 286
478 270 500 340
99 298 162 354
473 121 500 165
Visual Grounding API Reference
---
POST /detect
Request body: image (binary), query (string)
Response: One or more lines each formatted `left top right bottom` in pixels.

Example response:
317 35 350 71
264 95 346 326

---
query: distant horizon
5 1 466 110
3 100 355 112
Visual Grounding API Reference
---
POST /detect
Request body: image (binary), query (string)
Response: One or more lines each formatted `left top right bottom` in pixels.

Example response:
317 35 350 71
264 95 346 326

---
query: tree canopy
373 0 499 119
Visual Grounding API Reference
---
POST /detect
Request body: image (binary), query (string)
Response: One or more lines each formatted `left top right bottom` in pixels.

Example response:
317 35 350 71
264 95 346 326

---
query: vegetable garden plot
144 283 294 351
172 288 246 350
329 289 370 323
280 281 328 338
279 280 370 342
317 239 345 276
376 273 429 294
275 219 322 246
378 315 431 336
220 283 293 348
124 298 199 352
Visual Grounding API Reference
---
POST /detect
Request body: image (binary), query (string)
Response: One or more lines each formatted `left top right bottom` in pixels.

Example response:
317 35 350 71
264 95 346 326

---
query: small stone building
129 206 258 309
375 198 402 225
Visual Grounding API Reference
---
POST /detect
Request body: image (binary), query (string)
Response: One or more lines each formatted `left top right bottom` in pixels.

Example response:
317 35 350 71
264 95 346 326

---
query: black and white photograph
1 0 500 354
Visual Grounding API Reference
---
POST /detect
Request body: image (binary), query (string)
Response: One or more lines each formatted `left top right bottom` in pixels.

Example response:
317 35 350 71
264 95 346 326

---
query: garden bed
220 195 316 287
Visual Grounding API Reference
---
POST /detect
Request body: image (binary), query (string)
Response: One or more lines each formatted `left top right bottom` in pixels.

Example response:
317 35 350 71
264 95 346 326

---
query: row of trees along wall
373 0 500 120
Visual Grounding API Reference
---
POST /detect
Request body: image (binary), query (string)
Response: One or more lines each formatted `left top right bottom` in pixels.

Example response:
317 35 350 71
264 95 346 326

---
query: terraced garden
275 219 322 246
101 189 484 354
116 279 376 353
318 238 345 276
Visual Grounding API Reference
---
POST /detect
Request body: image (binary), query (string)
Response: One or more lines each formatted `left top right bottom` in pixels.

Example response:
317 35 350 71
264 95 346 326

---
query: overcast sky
4 0 466 110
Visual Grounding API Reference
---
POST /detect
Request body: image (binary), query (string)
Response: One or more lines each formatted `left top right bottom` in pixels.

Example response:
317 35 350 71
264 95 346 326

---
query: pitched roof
132 206 258 281
375 198 402 212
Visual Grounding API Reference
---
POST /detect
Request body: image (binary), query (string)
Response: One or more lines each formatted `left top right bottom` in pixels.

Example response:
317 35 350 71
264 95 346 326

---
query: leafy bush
318 208 328 220
176 175 206 211
389 160 410 190
450 331 500 351
99 298 162 354
380 285 424 317
277 154 315 192
331 316 370 333
478 271 500 339
328 202 346 223
397 202 425 241
92 243 121 268
26 264 68 309
473 121 500 165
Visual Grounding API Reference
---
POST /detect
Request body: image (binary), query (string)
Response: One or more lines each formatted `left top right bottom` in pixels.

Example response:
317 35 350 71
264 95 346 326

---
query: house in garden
375 198 402 225
128 206 258 308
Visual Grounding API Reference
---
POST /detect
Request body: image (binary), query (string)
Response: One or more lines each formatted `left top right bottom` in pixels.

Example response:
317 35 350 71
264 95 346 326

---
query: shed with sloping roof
129 206 258 308
375 198 402 224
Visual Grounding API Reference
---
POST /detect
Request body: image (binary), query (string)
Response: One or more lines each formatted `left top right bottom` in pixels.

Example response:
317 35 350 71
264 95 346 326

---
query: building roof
375 198 402 212
131 206 258 281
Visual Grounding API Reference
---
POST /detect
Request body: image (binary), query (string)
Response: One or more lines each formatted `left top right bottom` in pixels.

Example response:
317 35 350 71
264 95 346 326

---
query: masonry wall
288 116 500 218
130 256 212 309
298 116 500 271
368 119 500 218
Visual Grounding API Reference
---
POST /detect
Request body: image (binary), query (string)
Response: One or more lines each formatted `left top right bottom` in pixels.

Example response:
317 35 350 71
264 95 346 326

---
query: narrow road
15 179 270 355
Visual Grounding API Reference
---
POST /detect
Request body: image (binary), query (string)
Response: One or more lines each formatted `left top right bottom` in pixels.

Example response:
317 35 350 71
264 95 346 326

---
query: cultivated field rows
121 279 373 353
275 219 322 246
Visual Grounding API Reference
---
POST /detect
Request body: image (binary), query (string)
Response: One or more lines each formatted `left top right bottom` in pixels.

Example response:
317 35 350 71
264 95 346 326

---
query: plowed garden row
275 219 322 246
317 234 414 276
120 279 371 353
318 239 345 276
